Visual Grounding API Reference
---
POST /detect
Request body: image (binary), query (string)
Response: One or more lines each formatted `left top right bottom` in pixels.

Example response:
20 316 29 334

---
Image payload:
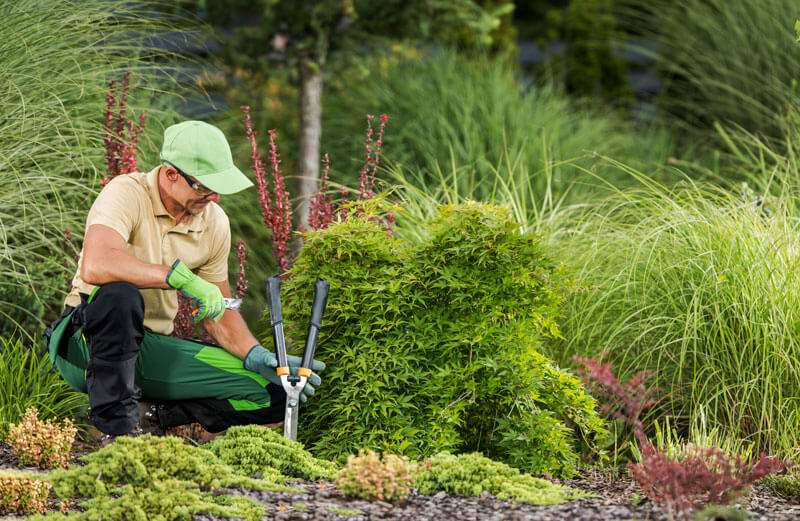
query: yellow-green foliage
414 452 589 505
336 450 414 501
0 469 50 515
203 425 337 481
763 469 800 500
7 407 76 469
30 480 265 521
33 435 295 521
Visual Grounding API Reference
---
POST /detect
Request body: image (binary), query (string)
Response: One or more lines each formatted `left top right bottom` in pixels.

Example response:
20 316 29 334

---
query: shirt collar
145 166 207 232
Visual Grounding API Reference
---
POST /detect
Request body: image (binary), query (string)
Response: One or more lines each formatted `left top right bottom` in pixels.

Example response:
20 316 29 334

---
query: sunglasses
163 161 215 195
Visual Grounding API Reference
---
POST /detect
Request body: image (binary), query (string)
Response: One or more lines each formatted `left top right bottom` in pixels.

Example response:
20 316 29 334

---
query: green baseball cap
160 121 253 195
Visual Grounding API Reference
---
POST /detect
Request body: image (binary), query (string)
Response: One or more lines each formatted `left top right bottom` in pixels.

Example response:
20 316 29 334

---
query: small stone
433 491 448 500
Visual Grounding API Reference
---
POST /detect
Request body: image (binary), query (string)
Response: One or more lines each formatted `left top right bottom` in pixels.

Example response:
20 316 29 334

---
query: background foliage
0 0 187 340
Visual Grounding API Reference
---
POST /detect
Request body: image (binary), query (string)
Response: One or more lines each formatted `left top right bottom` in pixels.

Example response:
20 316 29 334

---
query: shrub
323 49 675 209
336 450 414 501
280 202 606 476
575 354 784 521
0 470 50 515
414 452 586 505
203 425 337 481
0 336 86 437
6 407 76 469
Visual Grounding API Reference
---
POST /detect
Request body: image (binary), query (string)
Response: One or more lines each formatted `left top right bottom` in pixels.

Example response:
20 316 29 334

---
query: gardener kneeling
45 121 323 446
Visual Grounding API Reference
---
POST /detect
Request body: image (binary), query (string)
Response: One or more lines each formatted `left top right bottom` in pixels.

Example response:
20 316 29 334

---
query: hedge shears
191 297 242 317
266 275 330 441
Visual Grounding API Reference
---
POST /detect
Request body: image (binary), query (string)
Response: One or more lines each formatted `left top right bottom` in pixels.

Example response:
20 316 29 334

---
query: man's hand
166 259 225 322
243 345 325 403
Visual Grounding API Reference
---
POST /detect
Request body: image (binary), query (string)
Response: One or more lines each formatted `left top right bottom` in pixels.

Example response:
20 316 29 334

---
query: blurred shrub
323 49 673 201
336 450 414 501
279 201 606 476
617 0 800 142
545 0 632 103
0 470 50 516
6 407 76 469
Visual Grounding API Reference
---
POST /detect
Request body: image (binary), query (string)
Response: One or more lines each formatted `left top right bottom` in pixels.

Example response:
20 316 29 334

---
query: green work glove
166 259 226 322
243 345 325 403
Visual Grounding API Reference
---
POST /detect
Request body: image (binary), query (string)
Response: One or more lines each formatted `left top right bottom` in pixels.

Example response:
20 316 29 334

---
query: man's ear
163 165 179 181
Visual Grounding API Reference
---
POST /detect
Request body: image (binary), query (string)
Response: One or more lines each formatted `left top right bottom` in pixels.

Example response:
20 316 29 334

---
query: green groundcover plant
278 201 607 476
415 452 590 505
29 435 295 521
204 424 338 481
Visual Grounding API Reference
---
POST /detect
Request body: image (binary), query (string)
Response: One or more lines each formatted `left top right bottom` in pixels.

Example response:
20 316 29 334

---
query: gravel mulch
2 441 800 520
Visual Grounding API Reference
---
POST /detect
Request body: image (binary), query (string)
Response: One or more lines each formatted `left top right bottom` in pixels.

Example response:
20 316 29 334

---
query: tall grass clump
0 336 86 438
617 0 800 142
547 157 800 458
0 0 190 339
323 49 676 201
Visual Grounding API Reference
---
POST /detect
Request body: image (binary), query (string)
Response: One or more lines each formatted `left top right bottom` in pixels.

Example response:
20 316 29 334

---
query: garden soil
2 442 799 520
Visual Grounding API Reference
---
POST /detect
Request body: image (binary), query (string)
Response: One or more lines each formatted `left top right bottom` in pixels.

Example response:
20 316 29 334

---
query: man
45 121 322 444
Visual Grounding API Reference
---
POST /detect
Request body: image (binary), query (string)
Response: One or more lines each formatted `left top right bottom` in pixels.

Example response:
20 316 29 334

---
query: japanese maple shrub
280 202 606 476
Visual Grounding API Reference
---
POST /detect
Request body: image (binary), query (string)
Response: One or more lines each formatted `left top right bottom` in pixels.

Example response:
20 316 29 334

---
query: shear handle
299 277 330 377
265 275 289 372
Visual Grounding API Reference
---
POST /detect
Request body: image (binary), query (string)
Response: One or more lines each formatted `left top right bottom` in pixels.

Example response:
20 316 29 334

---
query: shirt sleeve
84 176 142 241
196 205 231 283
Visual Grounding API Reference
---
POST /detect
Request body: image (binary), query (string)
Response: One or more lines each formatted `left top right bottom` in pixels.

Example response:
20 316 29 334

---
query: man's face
168 164 221 214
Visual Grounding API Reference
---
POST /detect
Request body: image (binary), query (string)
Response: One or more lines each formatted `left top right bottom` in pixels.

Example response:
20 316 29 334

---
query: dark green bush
278 202 606 476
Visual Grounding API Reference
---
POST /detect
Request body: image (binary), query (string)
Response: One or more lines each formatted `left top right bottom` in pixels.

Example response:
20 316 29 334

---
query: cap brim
196 165 254 195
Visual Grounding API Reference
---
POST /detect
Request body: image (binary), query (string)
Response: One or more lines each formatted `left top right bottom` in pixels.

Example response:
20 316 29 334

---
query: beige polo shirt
65 167 231 335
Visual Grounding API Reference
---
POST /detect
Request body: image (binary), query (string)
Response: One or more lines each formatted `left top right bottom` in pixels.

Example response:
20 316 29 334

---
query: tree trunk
295 57 323 237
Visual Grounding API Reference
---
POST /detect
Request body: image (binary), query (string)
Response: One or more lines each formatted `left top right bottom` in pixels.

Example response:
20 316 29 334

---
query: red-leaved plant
574 352 784 521
102 71 145 187
242 108 394 277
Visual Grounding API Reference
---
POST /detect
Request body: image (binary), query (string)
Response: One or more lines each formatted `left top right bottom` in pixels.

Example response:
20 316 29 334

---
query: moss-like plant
203 425 337 481
414 452 589 505
763 469 800 500
31 435 295 521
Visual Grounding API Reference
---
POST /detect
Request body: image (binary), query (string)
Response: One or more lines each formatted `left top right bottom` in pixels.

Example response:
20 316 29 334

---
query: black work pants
48 282 285 435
